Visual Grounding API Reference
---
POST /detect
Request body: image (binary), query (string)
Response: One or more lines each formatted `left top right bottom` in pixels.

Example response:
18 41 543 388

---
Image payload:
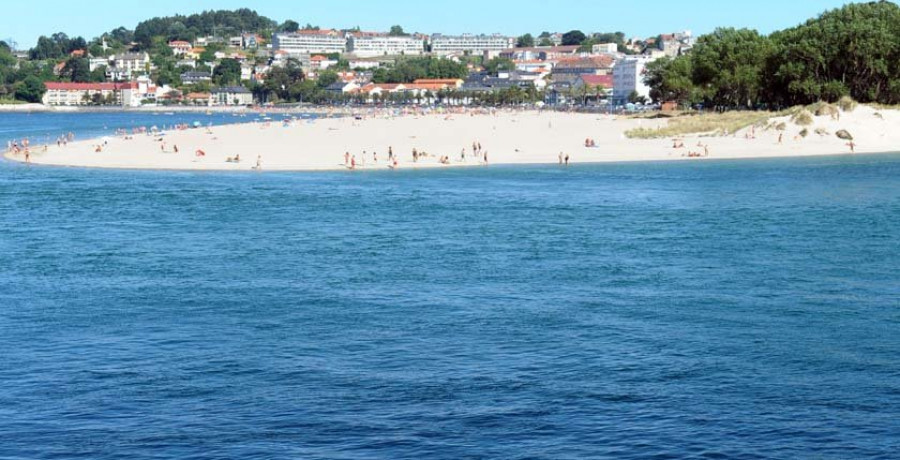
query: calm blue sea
1 113 899 459
0 111 306 146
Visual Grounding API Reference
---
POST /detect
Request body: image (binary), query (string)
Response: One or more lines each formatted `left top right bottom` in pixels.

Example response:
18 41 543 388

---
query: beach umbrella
193 121 202 128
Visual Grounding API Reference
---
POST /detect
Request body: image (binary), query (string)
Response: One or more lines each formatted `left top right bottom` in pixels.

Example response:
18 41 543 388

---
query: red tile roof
579 74 613 88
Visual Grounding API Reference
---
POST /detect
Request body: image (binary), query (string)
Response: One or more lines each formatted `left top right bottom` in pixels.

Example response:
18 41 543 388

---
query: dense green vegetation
371 57 468 83
133 9 277 49
647 1 900 107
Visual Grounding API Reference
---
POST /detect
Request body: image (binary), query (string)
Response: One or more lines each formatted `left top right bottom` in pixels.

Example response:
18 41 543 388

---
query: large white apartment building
347 35 424 57
272 30 347 55
429 34 514 55
612 56 660 104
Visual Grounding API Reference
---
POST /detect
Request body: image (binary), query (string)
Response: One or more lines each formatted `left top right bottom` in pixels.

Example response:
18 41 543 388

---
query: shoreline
5 107 898 172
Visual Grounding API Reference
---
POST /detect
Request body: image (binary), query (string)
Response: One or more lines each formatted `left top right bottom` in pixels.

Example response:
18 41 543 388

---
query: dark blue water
1 120 899 459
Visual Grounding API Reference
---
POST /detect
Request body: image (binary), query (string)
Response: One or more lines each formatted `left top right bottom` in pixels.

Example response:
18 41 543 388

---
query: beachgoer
345 152 350 166
559 152 564 164
565 154 570 166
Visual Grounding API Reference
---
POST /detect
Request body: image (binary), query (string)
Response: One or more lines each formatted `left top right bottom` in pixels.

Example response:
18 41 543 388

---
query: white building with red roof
169 41 193 55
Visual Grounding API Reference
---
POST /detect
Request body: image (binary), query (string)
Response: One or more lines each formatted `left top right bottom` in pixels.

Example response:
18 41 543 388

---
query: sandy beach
5 106 898 171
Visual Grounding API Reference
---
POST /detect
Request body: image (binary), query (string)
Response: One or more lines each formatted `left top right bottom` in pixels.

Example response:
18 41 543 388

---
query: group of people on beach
343 140 489 170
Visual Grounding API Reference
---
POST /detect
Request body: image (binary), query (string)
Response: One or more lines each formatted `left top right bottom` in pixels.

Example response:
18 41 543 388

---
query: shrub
775 122 787 131
811 102 839 118
791 110 814 126
815 127 830 137
835 129 853 140
799 128 809 138
838 96 858 112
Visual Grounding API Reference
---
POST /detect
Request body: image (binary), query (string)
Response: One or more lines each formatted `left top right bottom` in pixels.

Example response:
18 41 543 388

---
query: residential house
186 92 211 106
324 81 361 94
181 71 212 84
112 52 151 78
309 55 338 71
169 40 193 55
592 43 619 55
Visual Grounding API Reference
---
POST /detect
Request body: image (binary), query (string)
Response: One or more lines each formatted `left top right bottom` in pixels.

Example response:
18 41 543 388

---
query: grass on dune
625 111 778 139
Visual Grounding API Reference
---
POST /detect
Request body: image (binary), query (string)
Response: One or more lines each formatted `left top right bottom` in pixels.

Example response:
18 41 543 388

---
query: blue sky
2 0 876 49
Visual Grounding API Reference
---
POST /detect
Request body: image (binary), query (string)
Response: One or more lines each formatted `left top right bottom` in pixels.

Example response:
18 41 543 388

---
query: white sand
6 106 899 171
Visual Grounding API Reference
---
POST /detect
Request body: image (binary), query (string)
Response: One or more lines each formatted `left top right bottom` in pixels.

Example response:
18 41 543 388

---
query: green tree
516 34 535 48
690 28 774 108
645 57 695 105
14 76 46 103
561 30 586 46
389 25 408 37
89 66 109 83
199 43 224 63
316 69 339 88
484 57 515 74
280 20 300 32
213 58 242 85
61 57 91 82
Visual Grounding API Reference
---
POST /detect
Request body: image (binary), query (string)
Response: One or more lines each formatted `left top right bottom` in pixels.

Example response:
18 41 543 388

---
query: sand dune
6 106 898 171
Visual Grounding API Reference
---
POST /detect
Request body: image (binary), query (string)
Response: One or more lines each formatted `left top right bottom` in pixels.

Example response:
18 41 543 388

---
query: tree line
646 1 900 108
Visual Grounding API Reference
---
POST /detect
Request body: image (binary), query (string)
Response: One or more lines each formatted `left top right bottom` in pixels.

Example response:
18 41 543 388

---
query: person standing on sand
848 141 856 153
559 152 564 165
255 155 263 170
565 154 570 166
345 152 350 167
778 133 783 144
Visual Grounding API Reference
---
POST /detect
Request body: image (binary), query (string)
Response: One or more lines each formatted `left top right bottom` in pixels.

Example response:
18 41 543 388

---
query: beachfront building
612 56 659 105
42 82 127 106
430 34 514 55
210 86 254 106
272 30 347 55
120 76 163 107
347 34 424 57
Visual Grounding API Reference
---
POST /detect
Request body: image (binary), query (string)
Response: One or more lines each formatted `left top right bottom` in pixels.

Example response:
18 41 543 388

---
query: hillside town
1 10 697 109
